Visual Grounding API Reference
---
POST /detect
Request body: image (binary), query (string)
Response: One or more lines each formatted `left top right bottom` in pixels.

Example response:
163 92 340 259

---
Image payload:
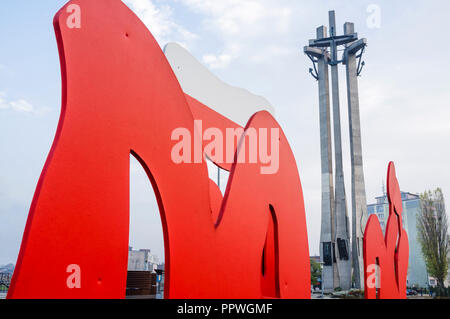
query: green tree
418 188 449 288
310 259 322 286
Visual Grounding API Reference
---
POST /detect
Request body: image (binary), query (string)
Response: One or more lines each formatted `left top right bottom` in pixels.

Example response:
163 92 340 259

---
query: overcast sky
1 0 450 265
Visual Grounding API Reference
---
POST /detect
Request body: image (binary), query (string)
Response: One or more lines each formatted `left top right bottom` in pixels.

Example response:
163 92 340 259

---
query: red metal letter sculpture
7 0 310 299
363 162 409 299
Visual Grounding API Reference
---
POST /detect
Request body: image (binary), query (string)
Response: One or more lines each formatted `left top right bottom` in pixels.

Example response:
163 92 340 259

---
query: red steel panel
363 162 409 299
8 0 310 299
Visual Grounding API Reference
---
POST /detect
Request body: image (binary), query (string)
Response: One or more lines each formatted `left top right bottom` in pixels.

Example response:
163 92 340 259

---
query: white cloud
179 0 293 67
124 0 198 48
10 99 34 113
0 92 9 109
123 0 295 68
181 0 291 36
0 91 50 115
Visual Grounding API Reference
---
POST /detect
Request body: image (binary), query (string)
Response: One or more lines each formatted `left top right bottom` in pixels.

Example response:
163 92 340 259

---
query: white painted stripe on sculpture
163 42 275 127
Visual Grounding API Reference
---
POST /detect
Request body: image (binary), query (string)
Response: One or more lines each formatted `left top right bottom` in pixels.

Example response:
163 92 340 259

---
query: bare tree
418 188 449 288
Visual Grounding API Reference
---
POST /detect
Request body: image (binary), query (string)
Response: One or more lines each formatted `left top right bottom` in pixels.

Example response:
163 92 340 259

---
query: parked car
406 289 418 296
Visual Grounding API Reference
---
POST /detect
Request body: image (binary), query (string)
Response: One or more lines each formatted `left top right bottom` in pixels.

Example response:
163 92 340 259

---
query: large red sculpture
7 0 310 299
363 162 409 299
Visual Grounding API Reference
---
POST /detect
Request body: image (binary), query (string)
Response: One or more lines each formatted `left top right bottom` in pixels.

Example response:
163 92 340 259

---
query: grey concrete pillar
328 11 352 291
316 25 336 293
344 22 368 290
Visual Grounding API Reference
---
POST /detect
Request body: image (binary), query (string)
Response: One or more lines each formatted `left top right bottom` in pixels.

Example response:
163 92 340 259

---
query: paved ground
311 292 335 299
407 295 433 299
311 291 435 299
0 294 439 300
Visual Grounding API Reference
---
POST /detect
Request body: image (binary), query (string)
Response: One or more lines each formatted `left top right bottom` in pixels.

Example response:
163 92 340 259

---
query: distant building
0 264 14 274
128 246 162 272
367 191 428 288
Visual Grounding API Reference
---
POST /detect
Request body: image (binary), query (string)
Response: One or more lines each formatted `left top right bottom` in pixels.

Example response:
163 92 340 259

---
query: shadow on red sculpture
7 0 310 299
363 162 409 299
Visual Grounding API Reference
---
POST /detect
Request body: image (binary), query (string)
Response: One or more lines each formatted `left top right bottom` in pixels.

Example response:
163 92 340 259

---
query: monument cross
304 10 368 291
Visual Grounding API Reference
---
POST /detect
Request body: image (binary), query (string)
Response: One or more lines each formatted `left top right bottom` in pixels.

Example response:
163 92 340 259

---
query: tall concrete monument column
305 11 368 291
305 26 337 292
328 11 352 291
343 22 368 290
